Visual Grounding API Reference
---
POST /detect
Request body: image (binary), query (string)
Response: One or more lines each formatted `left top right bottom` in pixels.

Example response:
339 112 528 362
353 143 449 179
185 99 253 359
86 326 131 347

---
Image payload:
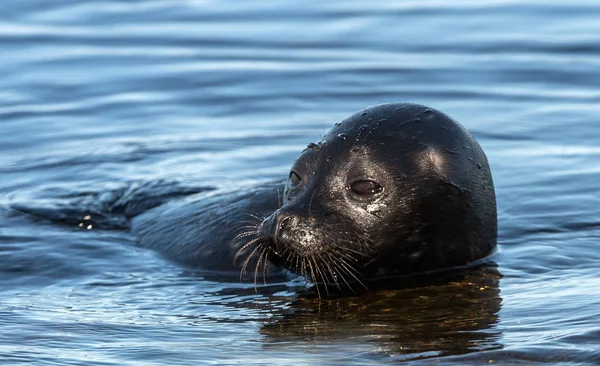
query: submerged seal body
134 103 497 290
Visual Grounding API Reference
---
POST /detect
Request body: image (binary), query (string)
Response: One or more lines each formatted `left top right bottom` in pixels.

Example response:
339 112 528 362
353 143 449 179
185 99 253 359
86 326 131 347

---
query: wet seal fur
133 103 497 293
238 103 497 291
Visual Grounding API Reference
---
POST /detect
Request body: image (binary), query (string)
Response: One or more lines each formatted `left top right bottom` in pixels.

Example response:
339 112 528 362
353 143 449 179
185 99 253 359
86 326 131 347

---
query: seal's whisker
232 231 257 244
281 250 295 273
240 250 259 280
301 258 308 283
244 213 265 221
234 224 260 231
328 245 359 260
234 236 262 263
329 242 369 257
239 240 263 280
330 259 355 294
260 245 270 285
293 252 301 276
328 246 364 266
315 251 334 284
334 236 372 250
318 252 341 290
234 219 262 227
333 251 362 274
334 255 369 291
332 263 357 292
253 244 265 288
312 256 330 296
307 258 322 299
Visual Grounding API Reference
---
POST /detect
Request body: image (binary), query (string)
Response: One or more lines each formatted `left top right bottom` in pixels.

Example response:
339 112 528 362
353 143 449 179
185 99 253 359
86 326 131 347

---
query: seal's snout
258 211 289 267
257 214 276 241
260 209 317 260
260 210 302 245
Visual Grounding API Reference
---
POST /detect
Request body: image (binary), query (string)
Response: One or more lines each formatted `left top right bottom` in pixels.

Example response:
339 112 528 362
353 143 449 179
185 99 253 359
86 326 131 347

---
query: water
1 0 600 364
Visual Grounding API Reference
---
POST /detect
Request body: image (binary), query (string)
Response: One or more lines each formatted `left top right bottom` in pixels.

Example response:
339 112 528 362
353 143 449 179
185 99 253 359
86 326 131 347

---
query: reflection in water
257 266 503 361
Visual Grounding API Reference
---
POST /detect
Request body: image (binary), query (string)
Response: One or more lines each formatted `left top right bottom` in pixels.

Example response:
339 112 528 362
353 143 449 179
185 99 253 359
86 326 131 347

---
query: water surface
1 1 600 364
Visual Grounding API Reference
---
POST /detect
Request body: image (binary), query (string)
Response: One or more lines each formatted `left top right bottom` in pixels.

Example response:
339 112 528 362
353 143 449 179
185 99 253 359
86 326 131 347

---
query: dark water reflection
260 267 503 362
2 0 600 365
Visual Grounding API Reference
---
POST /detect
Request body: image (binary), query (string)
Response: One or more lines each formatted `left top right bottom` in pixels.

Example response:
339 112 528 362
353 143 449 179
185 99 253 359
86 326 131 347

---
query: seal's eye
350 180 383 196
288 171 302 189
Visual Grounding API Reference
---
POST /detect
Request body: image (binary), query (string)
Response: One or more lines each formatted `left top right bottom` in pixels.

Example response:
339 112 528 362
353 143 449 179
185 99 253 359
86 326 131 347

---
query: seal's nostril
278 216 292 231
276 215 293 241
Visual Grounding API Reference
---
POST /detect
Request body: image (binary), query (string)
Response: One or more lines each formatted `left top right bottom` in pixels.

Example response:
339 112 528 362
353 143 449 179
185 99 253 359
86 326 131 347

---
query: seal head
256 103 497 288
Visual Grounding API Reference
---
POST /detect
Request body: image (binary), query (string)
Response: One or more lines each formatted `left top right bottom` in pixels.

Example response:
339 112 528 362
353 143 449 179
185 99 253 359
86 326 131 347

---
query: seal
237 103 497 290
132 103 497 291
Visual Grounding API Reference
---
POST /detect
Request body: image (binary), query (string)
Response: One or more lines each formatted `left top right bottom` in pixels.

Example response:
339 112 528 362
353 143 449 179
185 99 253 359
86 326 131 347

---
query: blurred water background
1 0 600 364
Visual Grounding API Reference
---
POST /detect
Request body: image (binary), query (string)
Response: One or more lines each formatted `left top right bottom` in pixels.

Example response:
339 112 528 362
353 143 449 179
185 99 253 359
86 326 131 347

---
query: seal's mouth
251 212 371 296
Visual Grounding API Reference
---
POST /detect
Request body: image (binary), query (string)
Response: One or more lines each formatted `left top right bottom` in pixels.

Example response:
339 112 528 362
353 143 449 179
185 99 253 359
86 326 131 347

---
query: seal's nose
257 211 300 268
275 212 314 249
276 214 294 241
257 210 290 238
258 210 301 245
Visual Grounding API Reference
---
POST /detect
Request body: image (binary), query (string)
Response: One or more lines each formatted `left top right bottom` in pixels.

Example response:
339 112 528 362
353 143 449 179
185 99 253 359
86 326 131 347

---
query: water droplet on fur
337 133 348 140
306 142 320 151
356 125 368 141
477 163 482 169
335 122 341 126
376 119 388 126
361 112 368 116
423 109 433 115
413 118 421 123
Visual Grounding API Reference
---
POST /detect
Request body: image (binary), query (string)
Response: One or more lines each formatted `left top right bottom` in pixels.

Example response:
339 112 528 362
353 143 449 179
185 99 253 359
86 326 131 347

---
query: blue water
2 1 600 364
